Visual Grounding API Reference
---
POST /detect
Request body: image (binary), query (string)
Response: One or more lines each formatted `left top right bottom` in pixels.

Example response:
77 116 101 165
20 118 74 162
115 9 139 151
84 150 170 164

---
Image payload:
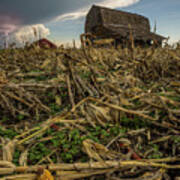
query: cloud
0 0 140 35
14 24 50 42
0 24 50 48
0 15 21 35
0 0 140 47
98 0 140 8
55 0 140 21
0 0 99 35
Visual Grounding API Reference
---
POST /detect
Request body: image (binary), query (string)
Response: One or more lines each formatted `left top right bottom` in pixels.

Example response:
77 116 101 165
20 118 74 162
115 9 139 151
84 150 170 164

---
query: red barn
34 38 57 49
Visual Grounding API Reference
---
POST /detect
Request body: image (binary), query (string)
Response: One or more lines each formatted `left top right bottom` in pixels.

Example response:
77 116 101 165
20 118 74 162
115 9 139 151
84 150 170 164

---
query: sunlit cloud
0 24 50 48
55 0 140 21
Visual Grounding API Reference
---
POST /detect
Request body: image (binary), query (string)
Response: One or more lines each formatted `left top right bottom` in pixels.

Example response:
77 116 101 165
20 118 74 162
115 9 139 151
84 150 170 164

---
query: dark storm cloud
0 0 140 34
0 0 101 26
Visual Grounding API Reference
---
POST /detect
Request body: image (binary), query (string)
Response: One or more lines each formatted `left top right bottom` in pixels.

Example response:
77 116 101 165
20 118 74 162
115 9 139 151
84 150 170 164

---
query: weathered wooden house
85 5 166 47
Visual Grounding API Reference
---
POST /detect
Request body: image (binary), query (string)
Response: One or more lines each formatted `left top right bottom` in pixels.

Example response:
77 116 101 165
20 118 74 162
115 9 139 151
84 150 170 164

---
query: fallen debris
0 44 180 179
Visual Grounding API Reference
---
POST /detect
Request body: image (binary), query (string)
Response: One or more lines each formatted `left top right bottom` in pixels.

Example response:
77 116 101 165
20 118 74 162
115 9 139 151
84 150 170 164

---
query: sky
0 0 180 47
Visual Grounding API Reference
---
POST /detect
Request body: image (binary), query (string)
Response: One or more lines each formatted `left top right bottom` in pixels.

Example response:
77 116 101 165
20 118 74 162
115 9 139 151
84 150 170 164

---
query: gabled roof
33 38 57 49
95 5 150 32
85 5 166 42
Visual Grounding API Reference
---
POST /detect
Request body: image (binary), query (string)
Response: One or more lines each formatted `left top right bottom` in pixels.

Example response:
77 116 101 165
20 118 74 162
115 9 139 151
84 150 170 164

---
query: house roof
85 5 166 42
34 38 57 49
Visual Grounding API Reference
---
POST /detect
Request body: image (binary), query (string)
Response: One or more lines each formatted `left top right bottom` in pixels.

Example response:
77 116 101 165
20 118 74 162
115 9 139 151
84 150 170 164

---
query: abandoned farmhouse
85 5 166 47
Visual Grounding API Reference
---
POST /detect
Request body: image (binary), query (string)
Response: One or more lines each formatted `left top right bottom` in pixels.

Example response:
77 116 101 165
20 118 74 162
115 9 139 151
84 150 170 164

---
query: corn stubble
0 44 180 179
